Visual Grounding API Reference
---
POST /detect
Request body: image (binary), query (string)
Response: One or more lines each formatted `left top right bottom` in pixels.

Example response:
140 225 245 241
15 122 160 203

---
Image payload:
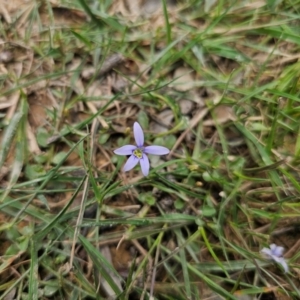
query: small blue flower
114 122 170 176
261 244 289 273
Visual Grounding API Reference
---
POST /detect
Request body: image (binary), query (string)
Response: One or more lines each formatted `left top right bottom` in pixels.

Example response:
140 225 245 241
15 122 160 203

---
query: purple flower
261 244 289 273
114 122 170 176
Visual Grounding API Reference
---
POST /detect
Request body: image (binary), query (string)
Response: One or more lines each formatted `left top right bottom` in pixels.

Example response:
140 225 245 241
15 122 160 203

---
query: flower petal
261 244 289 273
277 257 289 273
134 122 144 147
272 245 284 257
123 155 139 172
114 145 136 155
139 153 150 176
272 255 282 263
261 248 272 258
144 145 170 155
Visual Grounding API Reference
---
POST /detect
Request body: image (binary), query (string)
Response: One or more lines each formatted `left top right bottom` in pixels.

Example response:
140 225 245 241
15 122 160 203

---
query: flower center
133 148 143 159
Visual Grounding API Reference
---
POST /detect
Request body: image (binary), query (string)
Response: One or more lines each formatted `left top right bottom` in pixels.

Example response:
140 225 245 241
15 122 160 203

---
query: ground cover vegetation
0 0 300 299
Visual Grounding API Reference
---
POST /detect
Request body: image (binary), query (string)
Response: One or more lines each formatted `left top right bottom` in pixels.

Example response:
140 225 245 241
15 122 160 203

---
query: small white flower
261 244 288 273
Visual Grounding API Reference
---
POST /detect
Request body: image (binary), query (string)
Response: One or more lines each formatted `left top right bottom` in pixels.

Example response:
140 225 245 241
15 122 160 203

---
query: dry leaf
203 105 236 126
0 51 13 63
150 109 173 134
28 91 52 128
179 99 194 114
3 288 16 300
81 66 96 80
142 0 161 15
40 3 87 27
109 0 142 19
26 122 41 155
172 67 195 92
